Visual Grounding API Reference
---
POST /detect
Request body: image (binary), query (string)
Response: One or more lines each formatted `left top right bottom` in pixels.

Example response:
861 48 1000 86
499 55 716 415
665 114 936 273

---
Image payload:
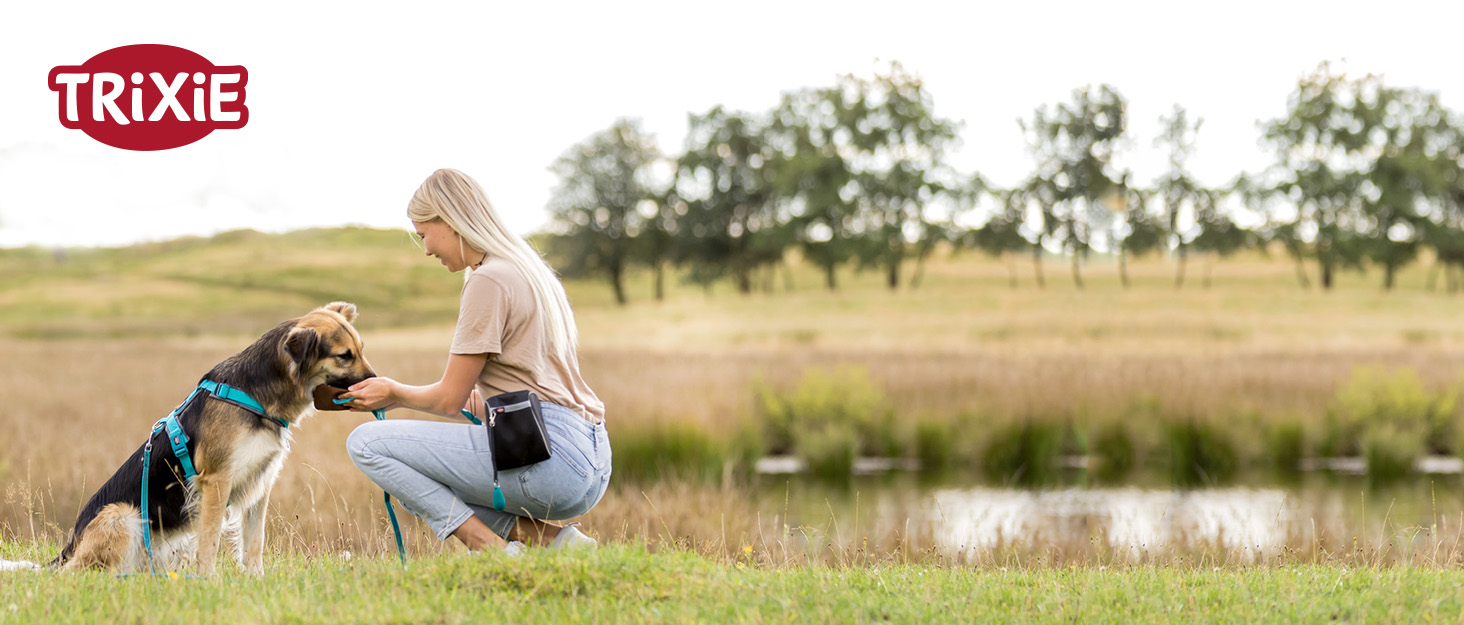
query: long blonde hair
408 168 578 363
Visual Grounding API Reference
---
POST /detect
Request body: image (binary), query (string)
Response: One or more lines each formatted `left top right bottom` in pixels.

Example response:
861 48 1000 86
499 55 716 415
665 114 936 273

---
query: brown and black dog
48 302 375 576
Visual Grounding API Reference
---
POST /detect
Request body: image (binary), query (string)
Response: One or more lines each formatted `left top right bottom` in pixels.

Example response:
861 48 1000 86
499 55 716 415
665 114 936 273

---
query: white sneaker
548 523 597 550
503 541 527 558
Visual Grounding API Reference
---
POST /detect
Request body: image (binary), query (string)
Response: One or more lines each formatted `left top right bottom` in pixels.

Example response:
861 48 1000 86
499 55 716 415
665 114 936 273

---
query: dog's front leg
239 490 269 577
194 473 229 577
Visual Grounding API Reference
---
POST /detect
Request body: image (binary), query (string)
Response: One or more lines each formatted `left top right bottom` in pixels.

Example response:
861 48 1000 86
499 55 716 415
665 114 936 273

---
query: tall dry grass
5 335 1464 567
8 243 1464 566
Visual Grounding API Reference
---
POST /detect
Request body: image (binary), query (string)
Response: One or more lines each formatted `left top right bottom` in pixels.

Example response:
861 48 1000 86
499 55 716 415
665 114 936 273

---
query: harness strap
198 379 290 429
161 415 198 481
139 379 280 572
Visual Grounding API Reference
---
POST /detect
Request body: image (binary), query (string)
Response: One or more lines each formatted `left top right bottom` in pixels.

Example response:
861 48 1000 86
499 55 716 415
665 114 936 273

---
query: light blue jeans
347 402 611 540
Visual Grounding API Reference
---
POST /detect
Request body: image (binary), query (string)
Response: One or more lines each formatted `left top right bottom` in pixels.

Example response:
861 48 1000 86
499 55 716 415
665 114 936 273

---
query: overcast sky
2 0 1461 248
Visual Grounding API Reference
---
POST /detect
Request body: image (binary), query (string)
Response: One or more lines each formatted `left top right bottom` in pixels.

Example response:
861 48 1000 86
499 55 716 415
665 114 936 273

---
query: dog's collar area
196 379 289 429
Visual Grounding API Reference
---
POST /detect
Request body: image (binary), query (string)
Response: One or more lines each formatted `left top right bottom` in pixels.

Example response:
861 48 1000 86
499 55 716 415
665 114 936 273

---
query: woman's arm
339 353 489 419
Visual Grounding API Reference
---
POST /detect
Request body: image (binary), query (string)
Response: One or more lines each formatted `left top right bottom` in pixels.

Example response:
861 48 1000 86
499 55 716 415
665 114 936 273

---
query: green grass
3 544 1464 623
0 227 464 338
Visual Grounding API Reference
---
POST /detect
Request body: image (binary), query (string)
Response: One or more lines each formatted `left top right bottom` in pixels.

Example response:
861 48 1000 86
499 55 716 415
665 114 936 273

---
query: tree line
543 62 1464 304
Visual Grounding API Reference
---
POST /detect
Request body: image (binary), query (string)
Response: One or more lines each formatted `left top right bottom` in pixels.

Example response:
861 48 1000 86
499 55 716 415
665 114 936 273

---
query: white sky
2 0 1461 248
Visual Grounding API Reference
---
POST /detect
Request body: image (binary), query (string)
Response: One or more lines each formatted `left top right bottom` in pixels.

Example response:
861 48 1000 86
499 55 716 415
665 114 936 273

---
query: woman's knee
345 420 387 466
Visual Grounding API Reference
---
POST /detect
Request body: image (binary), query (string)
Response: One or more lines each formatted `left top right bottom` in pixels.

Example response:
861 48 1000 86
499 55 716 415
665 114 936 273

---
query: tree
1189 184 1251 288
766 87 859 291
1021 85 1128 289
547 119 661 305
1359 87 1452 290
672 106 786 294
1262 64 1373 290
831 62 961 290
1112 180 1164 289
1153 106 1207 288
967 184 1038 288
1422 111 1464 292
637 188 679 301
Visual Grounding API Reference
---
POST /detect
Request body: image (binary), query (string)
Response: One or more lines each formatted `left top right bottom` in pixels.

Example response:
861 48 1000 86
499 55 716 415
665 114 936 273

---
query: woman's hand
341 377 399 412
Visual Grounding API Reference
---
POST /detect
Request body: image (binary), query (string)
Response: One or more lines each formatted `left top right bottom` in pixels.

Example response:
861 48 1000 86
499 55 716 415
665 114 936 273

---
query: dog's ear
323 301 358 323
283 327 320 365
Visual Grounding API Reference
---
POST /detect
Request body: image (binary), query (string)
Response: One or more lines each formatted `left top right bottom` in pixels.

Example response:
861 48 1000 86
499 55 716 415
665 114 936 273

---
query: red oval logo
48 45 248 151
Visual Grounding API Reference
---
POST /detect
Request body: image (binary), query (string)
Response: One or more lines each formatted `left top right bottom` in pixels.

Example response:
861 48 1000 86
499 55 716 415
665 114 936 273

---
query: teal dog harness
140 380 284 569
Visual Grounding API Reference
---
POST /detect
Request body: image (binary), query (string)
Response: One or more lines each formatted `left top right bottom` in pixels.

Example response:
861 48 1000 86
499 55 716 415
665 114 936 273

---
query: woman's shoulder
467 258 529 291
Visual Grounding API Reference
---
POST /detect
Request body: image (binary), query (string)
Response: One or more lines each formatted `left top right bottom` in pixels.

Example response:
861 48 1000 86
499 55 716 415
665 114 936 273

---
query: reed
981 418 1065 487
1166 418 1239 487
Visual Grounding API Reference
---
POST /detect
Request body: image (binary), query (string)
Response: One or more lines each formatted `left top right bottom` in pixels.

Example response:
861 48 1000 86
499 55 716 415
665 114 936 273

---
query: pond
741 471 1464 563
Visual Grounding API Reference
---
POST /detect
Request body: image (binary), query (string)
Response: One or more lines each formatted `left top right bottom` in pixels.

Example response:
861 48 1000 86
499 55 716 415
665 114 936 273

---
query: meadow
7 543 1464 624
5 228 1464 620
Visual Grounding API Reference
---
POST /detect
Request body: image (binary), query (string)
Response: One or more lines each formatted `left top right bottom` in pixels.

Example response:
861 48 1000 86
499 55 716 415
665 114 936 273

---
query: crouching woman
340 168 609 553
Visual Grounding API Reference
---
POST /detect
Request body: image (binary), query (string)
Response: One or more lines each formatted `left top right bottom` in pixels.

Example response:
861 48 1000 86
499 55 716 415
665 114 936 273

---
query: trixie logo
48 44 248 151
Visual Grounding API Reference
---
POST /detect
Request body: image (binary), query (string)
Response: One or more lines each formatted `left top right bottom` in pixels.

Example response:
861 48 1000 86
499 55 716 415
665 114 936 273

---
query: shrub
755 366 899 474
1266 419 1306 476
1364 423 1423 483
914 419 957 474
799 423 858 481
982 419 1064 487
1328 367 1455 459
1167 419 1238 487
1090 423 1136 483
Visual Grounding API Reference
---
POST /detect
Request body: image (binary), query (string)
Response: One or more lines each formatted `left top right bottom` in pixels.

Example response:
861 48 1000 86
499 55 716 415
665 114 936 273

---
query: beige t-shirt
450 258 605 424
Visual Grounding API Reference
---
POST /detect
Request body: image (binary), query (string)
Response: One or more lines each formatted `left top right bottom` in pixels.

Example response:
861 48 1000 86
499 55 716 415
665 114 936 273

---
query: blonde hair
408 168 578 363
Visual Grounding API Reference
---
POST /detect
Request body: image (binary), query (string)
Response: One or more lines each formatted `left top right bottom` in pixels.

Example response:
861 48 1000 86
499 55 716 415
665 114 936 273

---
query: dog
47 302 376 576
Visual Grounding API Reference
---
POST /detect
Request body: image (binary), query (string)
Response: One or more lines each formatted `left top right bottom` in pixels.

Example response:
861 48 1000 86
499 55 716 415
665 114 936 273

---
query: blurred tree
766 87 859 291
1262 64 1371 290
1112 179 1164 289
672 106 786 294
636 189 679 301
966 185 1039 288
831 63 961 290
1360 87 1453 290
1021 85 1127 289
911 174 983 289
547 119 661 305
1189 184 1252 288
1153 106 1208 288
1423 113 1464 292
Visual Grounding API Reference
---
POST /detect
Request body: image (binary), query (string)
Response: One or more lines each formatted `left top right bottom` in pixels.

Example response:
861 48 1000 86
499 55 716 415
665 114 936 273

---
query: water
753 473 1464 561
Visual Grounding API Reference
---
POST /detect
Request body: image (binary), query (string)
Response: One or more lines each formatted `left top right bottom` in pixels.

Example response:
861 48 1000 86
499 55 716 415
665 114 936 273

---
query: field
7 544 1464 624
5 228 1464 620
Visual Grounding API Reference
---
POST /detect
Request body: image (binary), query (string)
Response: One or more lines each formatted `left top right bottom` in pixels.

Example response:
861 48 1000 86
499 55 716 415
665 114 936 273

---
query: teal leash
337 401 485 568
371 407 408 569
334 400 484 569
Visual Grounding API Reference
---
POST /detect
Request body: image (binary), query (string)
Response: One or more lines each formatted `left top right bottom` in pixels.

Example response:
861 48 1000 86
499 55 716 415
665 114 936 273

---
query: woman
341 168 609 554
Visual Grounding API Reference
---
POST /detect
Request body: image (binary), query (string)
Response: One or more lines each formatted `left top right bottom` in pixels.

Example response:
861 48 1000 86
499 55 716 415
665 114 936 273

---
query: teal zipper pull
492 481 506 511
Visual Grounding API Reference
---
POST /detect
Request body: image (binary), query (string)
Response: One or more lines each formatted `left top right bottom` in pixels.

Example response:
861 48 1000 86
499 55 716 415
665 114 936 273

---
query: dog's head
280 301 377 390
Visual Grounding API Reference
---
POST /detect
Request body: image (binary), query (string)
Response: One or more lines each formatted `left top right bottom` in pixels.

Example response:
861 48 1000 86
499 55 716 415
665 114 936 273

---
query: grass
4 545 1464 623
10 228 1464 571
